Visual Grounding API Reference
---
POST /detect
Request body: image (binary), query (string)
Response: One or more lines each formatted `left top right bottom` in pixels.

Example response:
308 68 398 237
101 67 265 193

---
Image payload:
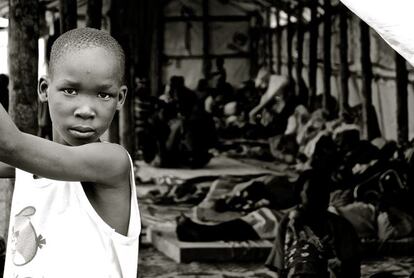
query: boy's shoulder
61 141 133 187
94 142 132 172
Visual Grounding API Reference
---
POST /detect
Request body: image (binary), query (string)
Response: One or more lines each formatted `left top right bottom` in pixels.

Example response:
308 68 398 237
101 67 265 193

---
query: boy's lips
68 126 96 138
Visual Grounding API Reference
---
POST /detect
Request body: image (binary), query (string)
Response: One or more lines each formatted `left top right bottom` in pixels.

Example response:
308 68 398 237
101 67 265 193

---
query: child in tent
0 27 140 278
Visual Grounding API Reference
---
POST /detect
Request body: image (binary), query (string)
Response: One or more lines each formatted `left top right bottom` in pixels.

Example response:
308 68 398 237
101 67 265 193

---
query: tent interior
0 0 414 277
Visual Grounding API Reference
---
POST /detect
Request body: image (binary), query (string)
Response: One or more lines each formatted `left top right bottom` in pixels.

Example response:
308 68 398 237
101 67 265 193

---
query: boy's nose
74 105 96 119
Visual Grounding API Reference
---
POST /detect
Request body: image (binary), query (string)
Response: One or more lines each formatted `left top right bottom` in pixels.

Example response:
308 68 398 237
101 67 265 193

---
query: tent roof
0 0 88 18
0 0 341 30
0 0 340 17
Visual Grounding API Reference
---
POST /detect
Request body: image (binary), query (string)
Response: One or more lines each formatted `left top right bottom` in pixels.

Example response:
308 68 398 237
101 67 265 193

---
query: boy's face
39 47 127 146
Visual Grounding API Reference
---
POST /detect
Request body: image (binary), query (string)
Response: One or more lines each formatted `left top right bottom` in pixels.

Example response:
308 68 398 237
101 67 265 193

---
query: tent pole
276 8 282 75
202 0 211 78
308 0 318 111
359 20 373 139
287 9 293 81
339 3 349 116
323 0 332 111
295 2 304 101
396 52 409 144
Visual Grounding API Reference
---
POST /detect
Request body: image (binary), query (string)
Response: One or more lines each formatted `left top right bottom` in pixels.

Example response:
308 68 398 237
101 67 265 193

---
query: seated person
236 80 261 115
134 76 160 161
268 105 310 164
159 75 197 118
136 76 217 168
345 103 382 140
284 105 310 138
248 75 296 139
296 109 329 159
314 93 339 120
194 78 210 104
266 170 361 278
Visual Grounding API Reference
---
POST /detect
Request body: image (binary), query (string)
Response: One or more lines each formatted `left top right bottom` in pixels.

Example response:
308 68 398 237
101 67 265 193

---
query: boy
0 27 140 277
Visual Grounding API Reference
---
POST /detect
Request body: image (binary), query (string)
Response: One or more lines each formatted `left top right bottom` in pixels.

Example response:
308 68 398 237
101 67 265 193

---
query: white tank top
3 154 141 278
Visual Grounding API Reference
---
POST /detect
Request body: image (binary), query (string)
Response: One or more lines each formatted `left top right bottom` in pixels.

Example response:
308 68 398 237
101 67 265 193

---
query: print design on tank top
11 206 46 266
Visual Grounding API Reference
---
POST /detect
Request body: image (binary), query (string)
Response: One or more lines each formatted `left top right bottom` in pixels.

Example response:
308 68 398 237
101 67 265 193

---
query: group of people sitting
134 68 414 277
133 62 363 171
132 65 305 168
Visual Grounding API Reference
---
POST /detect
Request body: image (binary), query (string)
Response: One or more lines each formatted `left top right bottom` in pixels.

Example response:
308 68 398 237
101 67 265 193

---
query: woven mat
361 256 414 277
135 157 277 182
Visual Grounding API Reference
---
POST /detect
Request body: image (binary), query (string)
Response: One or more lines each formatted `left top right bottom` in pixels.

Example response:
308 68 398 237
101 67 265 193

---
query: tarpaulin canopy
340 0 414 67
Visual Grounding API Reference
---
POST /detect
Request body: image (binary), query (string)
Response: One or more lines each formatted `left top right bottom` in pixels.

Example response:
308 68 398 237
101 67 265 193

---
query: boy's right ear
38 76 49 103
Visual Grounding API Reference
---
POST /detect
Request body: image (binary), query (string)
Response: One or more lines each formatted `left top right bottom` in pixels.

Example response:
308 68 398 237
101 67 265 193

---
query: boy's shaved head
49 27 125 83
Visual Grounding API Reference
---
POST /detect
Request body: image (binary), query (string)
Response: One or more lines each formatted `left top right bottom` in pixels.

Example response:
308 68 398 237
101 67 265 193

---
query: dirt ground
138 245 414 278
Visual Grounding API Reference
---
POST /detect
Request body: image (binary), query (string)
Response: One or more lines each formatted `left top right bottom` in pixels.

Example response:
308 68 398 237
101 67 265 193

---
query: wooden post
339 3 349 115
0 179 13 238
323 0 332 111
359 20 373 139
275 8 282 75
6 0 40 240
395 52 409 144
286 9 293 81
308 0 318 110
295 2 304 100
9 0 39 135
86 0 102 29
59 0 77 32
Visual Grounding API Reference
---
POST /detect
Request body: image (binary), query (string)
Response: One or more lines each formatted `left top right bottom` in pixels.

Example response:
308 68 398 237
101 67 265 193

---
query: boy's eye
62 89 77 95
97 92 111 100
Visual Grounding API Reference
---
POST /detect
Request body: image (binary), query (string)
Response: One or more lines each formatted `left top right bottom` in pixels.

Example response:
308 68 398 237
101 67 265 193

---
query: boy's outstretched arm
0 104 130 187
